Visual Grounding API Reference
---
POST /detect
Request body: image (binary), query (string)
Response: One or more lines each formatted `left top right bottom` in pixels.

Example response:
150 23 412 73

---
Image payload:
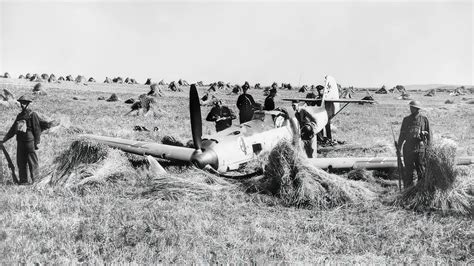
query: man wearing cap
292 102 319 158
206 99 236 132
236 84 256 124
398 100 431 187
1 95 42 184
264 88 277 111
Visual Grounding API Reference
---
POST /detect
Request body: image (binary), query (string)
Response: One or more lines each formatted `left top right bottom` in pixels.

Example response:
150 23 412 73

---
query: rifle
390 124 403 191
0 143 19 184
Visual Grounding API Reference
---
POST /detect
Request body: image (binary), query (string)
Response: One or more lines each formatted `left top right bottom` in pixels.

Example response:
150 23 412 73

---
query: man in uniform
206 100 236 132
398 100 431 187
1 95 42 184
292 102 318 158
236 84 256 124
264 88 277 111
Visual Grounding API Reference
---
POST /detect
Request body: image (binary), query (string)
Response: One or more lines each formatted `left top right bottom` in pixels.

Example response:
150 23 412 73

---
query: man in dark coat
206 100 236 132
236 85 256 124
1 95 42 184
398 100 431 187
292 102 318 158
264 88 277 111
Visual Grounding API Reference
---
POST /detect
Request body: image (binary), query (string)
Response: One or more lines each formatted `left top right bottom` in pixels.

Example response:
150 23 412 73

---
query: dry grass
0 79 473 263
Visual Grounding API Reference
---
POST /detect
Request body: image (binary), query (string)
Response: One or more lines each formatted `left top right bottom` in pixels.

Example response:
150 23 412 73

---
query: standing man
236 84 256 124
398 100 431 187
264 88 277 111
206 100 236 132
1 95 42 184
292 102 319 158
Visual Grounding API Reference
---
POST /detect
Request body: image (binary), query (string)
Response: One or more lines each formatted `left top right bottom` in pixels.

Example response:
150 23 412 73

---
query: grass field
0 78 473 263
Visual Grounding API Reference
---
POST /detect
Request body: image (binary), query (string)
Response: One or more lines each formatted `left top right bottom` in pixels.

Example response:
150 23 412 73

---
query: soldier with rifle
1 95 42 184
398 100 431 188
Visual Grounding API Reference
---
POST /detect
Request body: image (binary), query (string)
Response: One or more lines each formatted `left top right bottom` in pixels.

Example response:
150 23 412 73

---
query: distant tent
66 75 74 81
130 78 137 84
30 74 41 82
158 79 166 85
3 72 11 78
58 76 65 81
124 77 130 84
18 75 25 79
88 77 96 82
104 77 112 83
25 73 32 80
254 83 262 90
145 78 152 85
41 73 49 80
196 81 204 86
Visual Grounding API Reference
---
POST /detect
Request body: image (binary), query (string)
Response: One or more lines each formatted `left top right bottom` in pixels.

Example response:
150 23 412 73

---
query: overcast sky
0 0 472 87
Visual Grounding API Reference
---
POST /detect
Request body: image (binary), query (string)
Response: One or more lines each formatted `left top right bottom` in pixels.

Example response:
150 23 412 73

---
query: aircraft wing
308 156 474 169
81 134 195 161
282 98 375 104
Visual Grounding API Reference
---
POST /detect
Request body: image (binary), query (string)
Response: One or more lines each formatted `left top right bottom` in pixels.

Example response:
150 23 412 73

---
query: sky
0 0 472 87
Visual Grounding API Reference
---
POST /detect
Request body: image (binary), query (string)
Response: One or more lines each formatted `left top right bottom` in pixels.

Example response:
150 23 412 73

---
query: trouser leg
303 138 315 158
27 150 39 182
402 149 415 187
414 147 425 183
16 142 28 183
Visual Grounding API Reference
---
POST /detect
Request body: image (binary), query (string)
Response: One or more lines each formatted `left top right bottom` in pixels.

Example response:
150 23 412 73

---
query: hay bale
161 136 184 147
106 93 119 102
394 139 473 215
250 141 377 209
445 99 454 104
124 98 135 104
347 169 374 182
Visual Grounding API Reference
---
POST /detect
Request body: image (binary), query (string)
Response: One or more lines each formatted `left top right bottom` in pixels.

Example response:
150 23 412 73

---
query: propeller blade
189 84 202 150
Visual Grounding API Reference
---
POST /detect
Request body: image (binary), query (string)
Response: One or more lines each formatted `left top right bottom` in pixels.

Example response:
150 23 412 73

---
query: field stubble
0 79 473 263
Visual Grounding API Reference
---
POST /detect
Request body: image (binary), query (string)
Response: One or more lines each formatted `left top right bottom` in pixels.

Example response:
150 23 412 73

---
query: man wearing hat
1 95 42 184
206 99 236 132
292 102 318 158
398 100 431 187
264 88 277 111
236 83 256 124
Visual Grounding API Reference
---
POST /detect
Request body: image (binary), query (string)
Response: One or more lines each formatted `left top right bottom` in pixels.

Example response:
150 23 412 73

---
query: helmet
17 95 33 103
409 100 422 109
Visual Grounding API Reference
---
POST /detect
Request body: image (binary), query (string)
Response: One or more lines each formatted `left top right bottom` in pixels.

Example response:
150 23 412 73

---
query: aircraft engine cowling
190 149 219 170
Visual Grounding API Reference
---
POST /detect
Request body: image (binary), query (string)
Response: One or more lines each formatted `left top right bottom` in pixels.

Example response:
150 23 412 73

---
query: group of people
206 81 278 132
2 83 431 190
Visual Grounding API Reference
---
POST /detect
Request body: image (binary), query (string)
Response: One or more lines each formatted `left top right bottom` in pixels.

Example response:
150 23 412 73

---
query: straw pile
394 139 473 215
39 139 136 188
141 169 235 200
246 141 377 209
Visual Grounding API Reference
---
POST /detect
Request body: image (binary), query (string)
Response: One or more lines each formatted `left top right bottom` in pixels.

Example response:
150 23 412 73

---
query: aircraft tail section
322 75 340 117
